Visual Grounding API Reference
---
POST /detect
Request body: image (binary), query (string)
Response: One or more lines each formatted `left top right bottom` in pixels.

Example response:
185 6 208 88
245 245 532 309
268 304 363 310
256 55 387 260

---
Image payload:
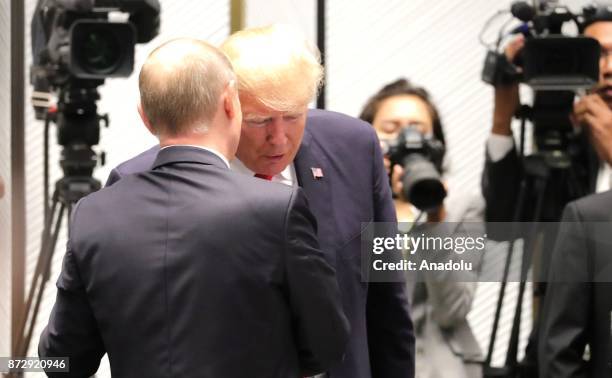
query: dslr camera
382 126 446 212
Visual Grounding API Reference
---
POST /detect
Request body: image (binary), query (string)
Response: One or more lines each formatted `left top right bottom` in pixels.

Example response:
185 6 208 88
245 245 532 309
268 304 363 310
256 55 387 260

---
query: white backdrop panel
0 0 12 359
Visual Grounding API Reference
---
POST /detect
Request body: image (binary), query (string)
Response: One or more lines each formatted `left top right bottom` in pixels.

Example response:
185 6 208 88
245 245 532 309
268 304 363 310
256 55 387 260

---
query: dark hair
359 78 446 146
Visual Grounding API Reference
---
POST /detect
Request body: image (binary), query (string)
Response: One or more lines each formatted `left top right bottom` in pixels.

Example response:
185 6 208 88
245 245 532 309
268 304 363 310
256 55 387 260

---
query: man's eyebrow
243 114 271 120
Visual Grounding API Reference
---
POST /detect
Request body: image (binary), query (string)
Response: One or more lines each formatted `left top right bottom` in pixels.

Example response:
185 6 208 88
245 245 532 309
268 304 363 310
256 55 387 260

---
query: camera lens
401 154 447 211
69 21 135 79
74 26 122 75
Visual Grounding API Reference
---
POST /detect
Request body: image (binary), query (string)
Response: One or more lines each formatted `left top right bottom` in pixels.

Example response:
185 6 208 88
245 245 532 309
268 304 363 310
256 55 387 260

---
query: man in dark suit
538 189 612 377
107 25 415 378
39 38 349 378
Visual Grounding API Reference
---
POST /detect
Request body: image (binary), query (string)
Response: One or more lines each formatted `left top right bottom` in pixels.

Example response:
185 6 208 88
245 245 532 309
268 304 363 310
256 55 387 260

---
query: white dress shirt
230 158 297 187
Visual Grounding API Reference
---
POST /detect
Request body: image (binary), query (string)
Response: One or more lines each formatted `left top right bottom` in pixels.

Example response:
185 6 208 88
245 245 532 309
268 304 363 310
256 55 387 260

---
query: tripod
15 175 100 358
15 84 105 358
483 155 550 378
482 104 591 377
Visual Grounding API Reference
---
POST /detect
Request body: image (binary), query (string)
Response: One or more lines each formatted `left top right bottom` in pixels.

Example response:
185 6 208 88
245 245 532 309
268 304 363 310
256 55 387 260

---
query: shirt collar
160 145 230 169
230 158 296 186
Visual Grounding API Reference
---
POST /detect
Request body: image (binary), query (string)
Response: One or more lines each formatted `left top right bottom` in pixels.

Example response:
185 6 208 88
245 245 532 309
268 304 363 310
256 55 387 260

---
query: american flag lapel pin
311 167 324 180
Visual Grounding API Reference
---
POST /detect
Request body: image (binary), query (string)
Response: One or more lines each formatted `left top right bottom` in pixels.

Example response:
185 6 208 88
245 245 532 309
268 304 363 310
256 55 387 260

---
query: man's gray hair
139 38 235 136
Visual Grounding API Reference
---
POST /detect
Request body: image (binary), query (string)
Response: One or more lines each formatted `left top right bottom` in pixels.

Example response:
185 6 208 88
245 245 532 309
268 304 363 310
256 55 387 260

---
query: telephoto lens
386 127 447 212
401 154 446 212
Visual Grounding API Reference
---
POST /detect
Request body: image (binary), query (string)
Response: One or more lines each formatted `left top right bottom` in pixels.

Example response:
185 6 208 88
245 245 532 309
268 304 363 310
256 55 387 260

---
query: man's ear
223 80 241 121
137 103 156 136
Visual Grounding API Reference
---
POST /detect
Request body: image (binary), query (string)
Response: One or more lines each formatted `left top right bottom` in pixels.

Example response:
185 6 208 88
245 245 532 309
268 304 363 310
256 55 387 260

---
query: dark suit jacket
539 190 612 378
105 109 416 378
39 146 350 378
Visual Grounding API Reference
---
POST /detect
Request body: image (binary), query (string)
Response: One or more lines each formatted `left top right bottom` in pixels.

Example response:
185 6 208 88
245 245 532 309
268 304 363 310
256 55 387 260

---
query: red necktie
254 173 273 181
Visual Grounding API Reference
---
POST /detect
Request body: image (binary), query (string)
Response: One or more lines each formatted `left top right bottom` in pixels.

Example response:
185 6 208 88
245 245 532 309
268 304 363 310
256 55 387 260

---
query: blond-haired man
39 38 349 378
108 25 415 378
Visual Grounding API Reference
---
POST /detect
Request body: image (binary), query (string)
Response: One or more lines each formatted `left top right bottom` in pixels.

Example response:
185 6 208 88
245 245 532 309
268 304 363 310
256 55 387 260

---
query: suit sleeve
366 130 416 378
284 187 350 376
482 144 524 240
38 201 106 377
538 202 590 378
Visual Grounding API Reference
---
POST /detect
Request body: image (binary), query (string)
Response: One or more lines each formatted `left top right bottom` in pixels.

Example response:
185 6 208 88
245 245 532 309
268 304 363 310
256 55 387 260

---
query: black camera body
32 0 160 93
482 1 601 91
30 0 160 185
482 1 604 165
383 127 447 212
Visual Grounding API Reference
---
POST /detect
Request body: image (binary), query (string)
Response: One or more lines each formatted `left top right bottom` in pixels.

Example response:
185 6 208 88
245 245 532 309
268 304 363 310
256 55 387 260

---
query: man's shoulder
569 189 612 221
114 145 160 176
306 109 376 141
106 145 159 186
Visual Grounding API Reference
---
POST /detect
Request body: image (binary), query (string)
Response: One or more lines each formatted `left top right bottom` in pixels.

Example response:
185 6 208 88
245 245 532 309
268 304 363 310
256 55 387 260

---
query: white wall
245 0 315 38
0 0 11 360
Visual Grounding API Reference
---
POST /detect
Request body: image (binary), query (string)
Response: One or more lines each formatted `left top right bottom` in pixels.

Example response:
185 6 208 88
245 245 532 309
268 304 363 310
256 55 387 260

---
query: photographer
360 78 484 378
481 5 612 376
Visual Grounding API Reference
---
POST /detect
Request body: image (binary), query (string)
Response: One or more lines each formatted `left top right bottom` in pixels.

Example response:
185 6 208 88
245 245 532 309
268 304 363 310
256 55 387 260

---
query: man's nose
266 119 288 145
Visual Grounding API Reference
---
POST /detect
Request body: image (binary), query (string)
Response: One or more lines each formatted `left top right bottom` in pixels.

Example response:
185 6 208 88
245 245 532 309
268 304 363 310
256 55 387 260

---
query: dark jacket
104 109 416 378
39 146 349 378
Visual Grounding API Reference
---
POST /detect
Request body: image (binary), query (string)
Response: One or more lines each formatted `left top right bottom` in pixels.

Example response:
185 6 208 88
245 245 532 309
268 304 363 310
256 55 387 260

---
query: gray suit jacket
38 146 349 378
539 189 612 378
409 190 484 378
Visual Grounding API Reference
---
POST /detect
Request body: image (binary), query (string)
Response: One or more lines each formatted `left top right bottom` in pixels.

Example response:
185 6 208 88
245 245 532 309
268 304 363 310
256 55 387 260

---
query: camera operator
482 5 612 376
484 10 612 222
360 78 484 378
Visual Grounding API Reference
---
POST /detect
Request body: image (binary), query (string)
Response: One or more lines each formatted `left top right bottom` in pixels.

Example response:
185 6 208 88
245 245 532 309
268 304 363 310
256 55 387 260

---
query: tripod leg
485 179 529 370
15 193 59 356
17 201 65 356
505 176 548 370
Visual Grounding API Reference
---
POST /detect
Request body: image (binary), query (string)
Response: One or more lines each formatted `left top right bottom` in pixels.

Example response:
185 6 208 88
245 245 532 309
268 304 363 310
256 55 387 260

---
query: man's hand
492 35 525 136
573 94 612 165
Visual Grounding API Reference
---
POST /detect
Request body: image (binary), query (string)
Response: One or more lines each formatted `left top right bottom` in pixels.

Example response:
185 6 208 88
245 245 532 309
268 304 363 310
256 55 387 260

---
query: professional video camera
382 126 446 212
31 0 160 193
482 0 602 166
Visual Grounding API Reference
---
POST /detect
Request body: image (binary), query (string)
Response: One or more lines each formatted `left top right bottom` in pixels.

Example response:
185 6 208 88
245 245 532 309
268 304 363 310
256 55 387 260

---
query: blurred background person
360 78 484 378
539 188 612 377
